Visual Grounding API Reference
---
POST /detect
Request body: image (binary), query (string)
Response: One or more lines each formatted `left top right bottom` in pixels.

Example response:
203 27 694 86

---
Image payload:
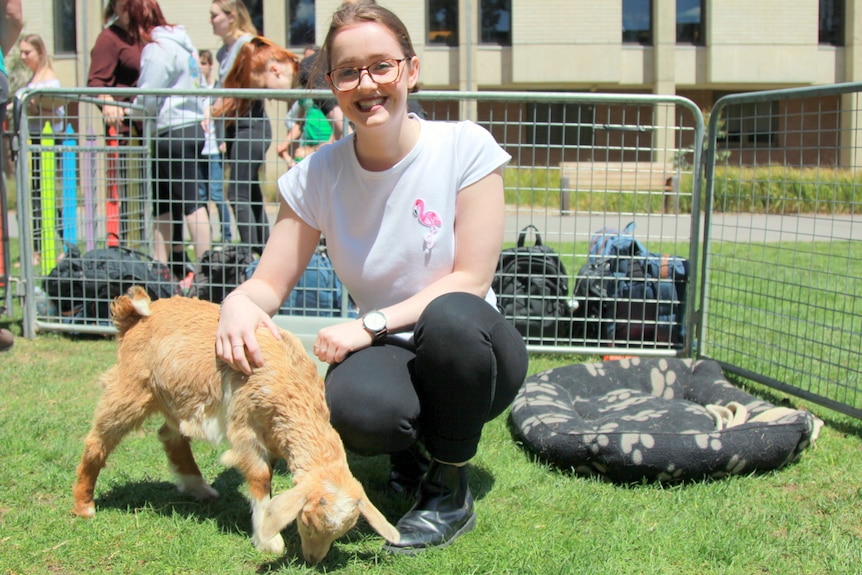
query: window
718 100 779 146
289 0 315 47
622 0 652 45
429 0 458 46
525 103 594 148
53 0 77 54
819 0 844 45
676 0 704 45
480 0 511 45
246 0 264 35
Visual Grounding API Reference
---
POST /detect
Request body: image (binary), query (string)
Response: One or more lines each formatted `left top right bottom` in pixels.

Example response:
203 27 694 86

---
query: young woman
210 0 272 254
215 3 528 555
16 33 65 266
126 0 211 274
87 0 143 137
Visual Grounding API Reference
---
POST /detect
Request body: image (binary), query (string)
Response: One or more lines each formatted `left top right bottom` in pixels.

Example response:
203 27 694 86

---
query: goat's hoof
253 533 285 555
72 502 95 518
178 479 219 501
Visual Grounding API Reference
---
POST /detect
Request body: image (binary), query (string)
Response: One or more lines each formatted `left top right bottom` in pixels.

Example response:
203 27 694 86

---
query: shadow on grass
91 450 497 571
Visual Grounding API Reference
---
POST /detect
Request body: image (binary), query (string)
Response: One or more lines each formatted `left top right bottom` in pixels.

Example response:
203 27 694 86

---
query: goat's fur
72 286 399 564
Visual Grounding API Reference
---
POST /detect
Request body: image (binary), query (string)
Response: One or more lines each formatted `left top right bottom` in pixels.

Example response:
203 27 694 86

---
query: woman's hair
215 36 299 119
19 34 51 70
125 0 171 44
212 0 258 37
319 2 417 91
103 0 119 25
199 49 213 65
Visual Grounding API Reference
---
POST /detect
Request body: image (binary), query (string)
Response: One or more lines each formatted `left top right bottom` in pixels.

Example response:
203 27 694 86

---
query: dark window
429 0 458 46
289 0 315 47
525 103 594 148
718 100 780 146
53 0 77 54
819 0 844 45
480 0 511 45
623 0 652 45
676 0 704 45
246 0 264 35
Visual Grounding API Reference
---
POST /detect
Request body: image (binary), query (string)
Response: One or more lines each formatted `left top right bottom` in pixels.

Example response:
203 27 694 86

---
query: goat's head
261 465 399 564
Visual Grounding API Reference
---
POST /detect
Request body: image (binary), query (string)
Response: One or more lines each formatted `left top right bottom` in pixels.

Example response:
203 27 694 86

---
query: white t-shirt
278 117 511 314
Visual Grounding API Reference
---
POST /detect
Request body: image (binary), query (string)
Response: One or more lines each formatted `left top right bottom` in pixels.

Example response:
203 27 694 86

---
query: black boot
384 460 476 555
388 444 430 498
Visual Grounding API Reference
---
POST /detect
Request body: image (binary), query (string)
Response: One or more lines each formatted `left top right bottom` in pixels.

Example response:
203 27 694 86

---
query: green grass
2 325 862 574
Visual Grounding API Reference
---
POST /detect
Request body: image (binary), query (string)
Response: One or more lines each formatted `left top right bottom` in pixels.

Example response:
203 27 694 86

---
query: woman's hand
215 292 282 375
312 319 373 364
102 103 126 127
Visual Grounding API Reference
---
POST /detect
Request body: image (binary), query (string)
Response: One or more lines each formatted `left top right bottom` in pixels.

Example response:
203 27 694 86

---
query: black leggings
225 102 271 253
325 292 529 464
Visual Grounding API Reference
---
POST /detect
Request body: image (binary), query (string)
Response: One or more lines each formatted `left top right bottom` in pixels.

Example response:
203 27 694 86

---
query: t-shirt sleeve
455 120 511 191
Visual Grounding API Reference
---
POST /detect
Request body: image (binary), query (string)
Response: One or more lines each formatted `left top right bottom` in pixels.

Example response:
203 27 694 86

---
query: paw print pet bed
509 357 822 482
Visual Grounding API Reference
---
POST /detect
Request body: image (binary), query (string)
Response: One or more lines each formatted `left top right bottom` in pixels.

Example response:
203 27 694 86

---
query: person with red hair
126 0 211 279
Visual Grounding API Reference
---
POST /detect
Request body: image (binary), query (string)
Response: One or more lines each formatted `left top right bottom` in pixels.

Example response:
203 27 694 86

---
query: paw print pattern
620 432 656 465
694 433 723 451
585 363 608 378
649 361 677 400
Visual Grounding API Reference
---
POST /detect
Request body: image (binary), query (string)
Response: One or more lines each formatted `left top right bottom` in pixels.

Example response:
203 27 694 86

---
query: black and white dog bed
509 357 822 482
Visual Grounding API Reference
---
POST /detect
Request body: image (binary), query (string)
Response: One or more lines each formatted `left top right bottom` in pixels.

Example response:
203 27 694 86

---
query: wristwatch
362 310 388 343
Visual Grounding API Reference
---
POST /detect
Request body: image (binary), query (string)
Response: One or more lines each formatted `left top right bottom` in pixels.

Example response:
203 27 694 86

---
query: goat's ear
358 497 400 544
261 487 308 540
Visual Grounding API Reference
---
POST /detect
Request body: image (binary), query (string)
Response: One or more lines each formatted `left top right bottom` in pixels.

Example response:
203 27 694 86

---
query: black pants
225 102 271 254
326 292 529 464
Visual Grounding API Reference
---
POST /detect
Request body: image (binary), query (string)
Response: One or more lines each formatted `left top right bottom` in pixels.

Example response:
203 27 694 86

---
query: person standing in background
87 0 143 139
210 0 271 255
0 0 23 352
126 0 211 278
15 33 65 267
198 49 232 244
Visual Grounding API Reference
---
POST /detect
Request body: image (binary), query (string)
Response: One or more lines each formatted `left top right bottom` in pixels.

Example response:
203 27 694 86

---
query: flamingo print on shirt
412 199 442 253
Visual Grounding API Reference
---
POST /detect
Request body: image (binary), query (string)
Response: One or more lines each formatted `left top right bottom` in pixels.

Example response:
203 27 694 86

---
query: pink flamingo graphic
413 199 442 253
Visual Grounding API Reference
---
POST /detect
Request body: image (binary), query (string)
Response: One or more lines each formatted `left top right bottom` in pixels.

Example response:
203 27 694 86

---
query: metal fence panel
15 87 703 361
701 83 862 418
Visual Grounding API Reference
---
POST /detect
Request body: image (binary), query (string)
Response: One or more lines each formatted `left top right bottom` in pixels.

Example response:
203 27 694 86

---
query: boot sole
382 512 477 556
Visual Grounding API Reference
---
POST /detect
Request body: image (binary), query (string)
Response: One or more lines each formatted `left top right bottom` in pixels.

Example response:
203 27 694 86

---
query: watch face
364 311 386 332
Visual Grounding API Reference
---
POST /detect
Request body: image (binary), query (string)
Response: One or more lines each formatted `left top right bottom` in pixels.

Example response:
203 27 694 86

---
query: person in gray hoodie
128 0 211 281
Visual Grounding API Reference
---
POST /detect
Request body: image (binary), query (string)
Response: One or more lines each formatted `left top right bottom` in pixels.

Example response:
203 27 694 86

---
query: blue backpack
573 222 688 346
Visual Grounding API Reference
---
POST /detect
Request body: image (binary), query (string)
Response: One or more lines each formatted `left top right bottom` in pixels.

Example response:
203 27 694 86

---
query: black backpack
493 225 572 343
189 245 255 302
44 245 179 321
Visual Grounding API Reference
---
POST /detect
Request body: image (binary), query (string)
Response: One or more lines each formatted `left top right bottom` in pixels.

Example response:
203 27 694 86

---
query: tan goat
72 286 399 564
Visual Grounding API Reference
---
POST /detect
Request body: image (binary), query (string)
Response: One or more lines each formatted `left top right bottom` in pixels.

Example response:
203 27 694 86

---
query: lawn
2 329 862 574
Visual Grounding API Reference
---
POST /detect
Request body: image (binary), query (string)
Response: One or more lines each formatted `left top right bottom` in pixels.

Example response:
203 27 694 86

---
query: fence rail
12 85 860 417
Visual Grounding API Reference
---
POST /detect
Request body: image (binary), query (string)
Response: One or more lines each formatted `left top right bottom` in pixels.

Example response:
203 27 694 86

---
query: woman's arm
0 0 23 56
216 199 321 373
311 168 506 365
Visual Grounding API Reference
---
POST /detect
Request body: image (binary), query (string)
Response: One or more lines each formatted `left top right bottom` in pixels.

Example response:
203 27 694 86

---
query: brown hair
215 36 300 119
125 0 171 44
319 3 417 92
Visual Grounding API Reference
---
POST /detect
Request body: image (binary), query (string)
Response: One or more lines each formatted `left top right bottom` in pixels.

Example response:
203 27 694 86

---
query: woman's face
327 21 418 132
18 41 39 72
257 60 295 90
210 3 235 40
114 0 130 29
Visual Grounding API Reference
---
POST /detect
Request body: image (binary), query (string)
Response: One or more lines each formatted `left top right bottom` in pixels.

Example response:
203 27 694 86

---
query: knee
416 292 489 345
326 383 419 456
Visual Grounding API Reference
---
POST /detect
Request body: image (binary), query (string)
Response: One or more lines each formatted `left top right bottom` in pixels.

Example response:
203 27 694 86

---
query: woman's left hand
312 319 373 364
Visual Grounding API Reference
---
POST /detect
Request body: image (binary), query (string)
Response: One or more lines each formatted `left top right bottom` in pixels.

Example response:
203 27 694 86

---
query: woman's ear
406 56 420 91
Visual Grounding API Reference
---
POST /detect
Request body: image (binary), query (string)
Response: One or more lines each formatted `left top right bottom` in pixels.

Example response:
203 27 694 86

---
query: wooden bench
559 161 678 213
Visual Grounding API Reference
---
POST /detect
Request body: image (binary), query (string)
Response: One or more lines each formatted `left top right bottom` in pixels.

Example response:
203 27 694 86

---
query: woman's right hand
102 103 126 127
215 292 282 375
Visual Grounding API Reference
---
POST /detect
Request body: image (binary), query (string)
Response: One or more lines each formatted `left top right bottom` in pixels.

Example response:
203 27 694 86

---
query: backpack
190 245 255 302
573 222 688 346
245 242 355 317
493 225 572 343
44 245 179 321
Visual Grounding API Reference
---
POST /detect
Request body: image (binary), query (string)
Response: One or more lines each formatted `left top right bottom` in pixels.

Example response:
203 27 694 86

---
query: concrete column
652 0 677 165
840 0 862 169
458 0 478 121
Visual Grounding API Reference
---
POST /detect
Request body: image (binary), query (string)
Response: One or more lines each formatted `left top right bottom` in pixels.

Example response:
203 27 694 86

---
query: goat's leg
72 374 154 518
157 423 219 500
222 431 284 554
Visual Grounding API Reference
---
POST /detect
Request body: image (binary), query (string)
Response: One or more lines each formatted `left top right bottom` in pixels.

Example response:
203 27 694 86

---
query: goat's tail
110 286 153 336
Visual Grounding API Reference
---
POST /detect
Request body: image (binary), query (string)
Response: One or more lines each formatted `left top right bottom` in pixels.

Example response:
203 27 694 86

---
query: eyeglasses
327 58 409 92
